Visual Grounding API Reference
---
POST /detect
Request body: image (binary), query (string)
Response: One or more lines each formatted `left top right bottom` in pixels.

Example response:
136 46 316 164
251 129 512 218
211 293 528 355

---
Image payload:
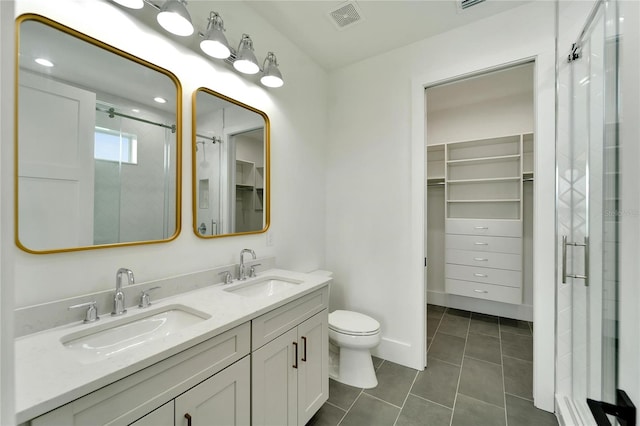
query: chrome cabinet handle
474 226 489 230
473 257 488 261
474 289 489 294
474 242 488 246
473 273 488 278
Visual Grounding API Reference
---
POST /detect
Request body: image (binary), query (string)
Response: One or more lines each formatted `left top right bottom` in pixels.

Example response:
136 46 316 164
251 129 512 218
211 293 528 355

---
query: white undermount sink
224 277 302 297
60 304 210 364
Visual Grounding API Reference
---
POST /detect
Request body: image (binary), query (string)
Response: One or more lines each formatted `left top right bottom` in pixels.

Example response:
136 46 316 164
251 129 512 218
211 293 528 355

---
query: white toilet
328 310 381 389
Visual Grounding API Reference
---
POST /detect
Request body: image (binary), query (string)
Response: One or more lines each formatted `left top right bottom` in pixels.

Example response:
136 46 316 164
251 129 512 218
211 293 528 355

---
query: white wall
10 0 329 310
0 2 15 423
326 0 556 411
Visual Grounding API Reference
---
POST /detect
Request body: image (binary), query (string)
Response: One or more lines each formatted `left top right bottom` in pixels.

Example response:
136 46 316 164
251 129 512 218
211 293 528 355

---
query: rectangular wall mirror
193 88 269 238
16 14 182 253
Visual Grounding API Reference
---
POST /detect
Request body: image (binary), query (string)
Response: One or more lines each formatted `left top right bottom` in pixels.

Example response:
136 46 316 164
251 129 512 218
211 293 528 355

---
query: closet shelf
448 177 521 184
447 154 520 165
447 199 521 203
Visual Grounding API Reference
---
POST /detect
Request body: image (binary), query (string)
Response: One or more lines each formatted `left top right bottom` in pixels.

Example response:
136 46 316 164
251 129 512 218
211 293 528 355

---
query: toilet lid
329 310 380 335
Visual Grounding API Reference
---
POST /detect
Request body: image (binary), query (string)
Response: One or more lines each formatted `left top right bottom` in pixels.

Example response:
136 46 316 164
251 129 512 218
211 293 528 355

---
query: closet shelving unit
428 133 533 305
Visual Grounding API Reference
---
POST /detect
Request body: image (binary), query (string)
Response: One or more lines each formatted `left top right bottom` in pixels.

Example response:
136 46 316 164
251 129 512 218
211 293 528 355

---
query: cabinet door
297 311 328 426
175 356 250 426
129 401 173 426
252 327 298 426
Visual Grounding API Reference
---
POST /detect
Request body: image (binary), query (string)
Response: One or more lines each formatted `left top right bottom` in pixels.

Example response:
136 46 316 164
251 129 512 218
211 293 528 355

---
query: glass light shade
260 53 283 88
112 0 144 9
233 34 260 75
157 0 194 36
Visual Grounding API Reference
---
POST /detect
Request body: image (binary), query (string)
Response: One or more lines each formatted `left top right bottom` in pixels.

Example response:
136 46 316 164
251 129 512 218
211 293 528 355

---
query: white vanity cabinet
251 288 329 426
30 323 251 426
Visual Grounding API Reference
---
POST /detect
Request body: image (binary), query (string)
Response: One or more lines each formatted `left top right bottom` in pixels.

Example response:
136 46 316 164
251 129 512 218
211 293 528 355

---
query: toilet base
329 345 378 389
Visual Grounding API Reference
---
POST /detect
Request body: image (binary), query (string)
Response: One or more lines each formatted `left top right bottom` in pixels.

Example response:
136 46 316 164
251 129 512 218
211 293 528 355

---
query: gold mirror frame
14 14 182 254
192 87 270 238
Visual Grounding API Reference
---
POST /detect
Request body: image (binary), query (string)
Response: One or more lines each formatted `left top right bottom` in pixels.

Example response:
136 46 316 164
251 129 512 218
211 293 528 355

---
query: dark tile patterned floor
306 305 558 426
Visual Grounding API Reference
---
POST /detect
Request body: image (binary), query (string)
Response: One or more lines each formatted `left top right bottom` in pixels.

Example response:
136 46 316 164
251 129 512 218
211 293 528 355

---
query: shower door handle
562 235 589 286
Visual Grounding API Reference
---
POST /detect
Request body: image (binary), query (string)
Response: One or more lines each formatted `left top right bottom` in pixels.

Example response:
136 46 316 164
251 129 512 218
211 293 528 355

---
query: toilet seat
329 310 380 336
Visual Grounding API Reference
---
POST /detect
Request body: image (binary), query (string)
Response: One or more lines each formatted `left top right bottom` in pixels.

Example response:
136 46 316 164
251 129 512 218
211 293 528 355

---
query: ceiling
244 0 532 70
126 0 532 72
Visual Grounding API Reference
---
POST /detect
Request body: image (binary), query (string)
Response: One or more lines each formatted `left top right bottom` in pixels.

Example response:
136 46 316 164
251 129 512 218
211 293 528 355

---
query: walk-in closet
425 62 535 320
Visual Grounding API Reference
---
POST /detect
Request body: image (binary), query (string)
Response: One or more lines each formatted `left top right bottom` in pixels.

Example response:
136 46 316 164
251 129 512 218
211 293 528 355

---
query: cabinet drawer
446 234 521 254
446 279 522 304
252 286 329 350
446 249 521 271
445 264 522 288
446 219 522 237
32 323 250 426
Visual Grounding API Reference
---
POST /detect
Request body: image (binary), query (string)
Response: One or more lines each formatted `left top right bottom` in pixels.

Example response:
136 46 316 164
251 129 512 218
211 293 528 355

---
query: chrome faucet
112 268 134 316
238 249 256 281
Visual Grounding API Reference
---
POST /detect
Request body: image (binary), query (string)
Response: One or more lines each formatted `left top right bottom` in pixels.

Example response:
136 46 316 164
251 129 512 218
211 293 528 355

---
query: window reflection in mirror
15 15 181 253
193 88 269 238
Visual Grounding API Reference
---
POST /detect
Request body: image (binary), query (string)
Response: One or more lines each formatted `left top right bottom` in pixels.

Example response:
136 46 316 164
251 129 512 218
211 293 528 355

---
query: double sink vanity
16 267 331 425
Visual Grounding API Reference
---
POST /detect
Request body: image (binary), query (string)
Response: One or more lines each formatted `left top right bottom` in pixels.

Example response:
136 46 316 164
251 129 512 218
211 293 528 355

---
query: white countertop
15 269 331 423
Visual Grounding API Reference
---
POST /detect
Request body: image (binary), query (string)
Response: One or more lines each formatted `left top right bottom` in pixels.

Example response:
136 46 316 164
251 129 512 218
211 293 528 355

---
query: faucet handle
218 270 234 284
139 286 161 308
249 264 262 278
68 301 100 323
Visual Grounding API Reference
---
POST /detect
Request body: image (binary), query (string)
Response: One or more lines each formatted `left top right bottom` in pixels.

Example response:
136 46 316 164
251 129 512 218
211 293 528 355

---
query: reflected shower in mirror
193 88 269 238
16 15 181 253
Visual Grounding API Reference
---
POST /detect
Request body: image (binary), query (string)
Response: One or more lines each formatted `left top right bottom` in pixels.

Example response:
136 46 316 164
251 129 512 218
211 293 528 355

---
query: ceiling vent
328 2 364 30
457 0 486 12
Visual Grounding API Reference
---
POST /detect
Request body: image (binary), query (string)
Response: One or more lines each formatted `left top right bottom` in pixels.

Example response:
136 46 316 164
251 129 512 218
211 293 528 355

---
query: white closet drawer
446 219 522 237
446 234 522 254
446 279 522 305
446 264 522 288
446 249 522 271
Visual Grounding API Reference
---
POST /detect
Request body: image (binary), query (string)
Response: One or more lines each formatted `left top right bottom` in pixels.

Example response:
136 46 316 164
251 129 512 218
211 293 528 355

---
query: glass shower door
564 0 620 421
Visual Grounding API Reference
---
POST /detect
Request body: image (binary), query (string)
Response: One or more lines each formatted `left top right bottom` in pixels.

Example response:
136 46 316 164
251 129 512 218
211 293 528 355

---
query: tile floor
307 305 558 426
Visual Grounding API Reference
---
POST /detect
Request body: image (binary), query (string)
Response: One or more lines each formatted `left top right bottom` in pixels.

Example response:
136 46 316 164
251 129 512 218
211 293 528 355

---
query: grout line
500 319 509 426
428 355 463 369
324 400 348 412
455 392 509 411
409 392 455 411
360 392 404 410
449 307 471 426
505 392 535 403
392 371 420 426
336 388 364 426
463 353 503 367
376 359 385 371
502 353 534 363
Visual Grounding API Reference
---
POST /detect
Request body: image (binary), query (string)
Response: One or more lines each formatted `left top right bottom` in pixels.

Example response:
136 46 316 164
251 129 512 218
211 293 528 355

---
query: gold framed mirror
192 88 270 238
15 14 182 254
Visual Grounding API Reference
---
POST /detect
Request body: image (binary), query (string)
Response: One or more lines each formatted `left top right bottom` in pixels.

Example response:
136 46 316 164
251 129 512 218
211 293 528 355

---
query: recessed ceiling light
154 97 167 104
35 58 54 67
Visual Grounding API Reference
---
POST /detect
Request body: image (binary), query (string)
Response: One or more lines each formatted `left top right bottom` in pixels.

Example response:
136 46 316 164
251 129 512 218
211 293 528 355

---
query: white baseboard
427 290 533 321
372 337 422 370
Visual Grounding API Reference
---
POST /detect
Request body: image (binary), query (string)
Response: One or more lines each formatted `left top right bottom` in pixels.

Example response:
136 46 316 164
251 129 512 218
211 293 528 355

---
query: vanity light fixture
156 0 194 36
153 96 167 104
260 52 284 88
200 12 231 59
112 0 144 9
35 58 54 67
233 34 260 75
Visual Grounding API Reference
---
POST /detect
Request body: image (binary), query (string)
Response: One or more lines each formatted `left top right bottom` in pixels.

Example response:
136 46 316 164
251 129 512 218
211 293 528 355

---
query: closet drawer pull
474 226 489 230
474 289 489 294
474 242 489 246
473 257 489 261
473 273 488 278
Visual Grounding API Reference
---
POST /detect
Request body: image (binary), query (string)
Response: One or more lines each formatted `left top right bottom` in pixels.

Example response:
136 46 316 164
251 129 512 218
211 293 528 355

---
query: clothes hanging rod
196 133 222 143
523 178 534 182
96 106 176 133
427 182 446 187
